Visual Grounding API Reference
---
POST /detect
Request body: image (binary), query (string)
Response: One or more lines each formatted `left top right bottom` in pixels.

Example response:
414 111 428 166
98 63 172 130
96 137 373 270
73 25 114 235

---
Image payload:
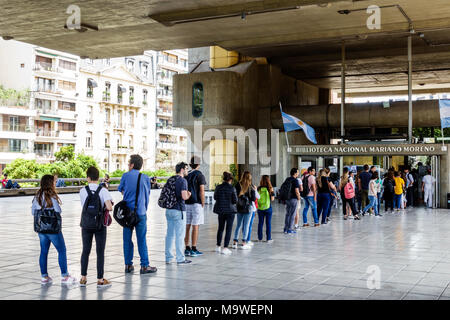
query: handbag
34 208 62 234
114 173 141 228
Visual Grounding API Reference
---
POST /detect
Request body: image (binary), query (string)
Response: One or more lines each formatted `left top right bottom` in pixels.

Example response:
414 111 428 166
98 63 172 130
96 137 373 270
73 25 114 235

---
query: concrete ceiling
2 0 450 90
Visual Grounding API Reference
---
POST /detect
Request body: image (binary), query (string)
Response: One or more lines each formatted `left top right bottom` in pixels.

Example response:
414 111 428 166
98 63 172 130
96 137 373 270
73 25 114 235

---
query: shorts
186 203 204 225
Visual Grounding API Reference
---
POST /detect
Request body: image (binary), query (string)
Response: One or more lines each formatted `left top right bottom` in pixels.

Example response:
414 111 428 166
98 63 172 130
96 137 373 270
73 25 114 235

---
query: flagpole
279 102 291 152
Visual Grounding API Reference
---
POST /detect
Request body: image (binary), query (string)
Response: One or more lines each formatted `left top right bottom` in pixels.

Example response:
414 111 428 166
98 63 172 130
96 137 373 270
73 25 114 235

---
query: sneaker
191 249 203 256
240 244 251 250
303 224 310 227
267 240 274 244
41 276 53 285
247 241 254 246
314 223 320 227
140 266 157 274
222 248 232 255
184 249 192 256
376 214 383 217
326 217 331 222
61 275 76 285
215 246 222 253
321 221 327 225
295 225 301 230
232 243 238 249
283 229 288 234
287 230 297 234
125 265 134 273
189 250 198 257
177 260 192 265
344 216 348 220
79 278 87 287
97 278 112 288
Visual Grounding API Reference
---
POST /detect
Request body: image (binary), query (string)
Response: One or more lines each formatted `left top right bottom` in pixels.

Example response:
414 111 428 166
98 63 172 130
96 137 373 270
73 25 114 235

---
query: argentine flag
439 100 450 129
281 111 317 144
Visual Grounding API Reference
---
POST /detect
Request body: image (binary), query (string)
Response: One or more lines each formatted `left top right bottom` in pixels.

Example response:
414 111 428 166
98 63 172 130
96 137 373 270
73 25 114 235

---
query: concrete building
77 59 156 172
0 39 79 170
155 50 188 169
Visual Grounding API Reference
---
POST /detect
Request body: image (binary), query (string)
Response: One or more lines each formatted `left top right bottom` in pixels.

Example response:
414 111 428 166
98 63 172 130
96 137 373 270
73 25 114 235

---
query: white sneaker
267 240 274 244
215 246 222 253
61 275 76 285
232 243 238 249
222 248 232 255
247 241 254 246
240 244 251 250
41 276 53 285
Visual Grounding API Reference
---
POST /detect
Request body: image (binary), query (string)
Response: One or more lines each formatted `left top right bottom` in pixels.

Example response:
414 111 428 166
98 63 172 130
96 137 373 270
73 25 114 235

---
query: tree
54 145 75 162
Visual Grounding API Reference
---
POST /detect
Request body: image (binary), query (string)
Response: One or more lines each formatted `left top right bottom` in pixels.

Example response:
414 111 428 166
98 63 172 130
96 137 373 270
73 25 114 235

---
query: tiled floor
1 191 450 300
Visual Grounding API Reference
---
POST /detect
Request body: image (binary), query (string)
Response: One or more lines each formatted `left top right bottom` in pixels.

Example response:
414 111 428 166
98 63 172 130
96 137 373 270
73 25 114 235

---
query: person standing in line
339 170 360 220
404 168 415 207
361 172 382 217
281 168 301 233
214 172 238 255
245 182 260 246
393 171 405 212
316 169 332 225
422 170 436 209
184 156 206 257
257 175 275 243
324 168 337 222
355 171 362 212
294 173 304 230
302 167 320 227
359 165 372 213
32 175 76 285
165 162 193 265
382 171 395 212
79 166 113 288
232 171 256 249
375 173 383 214
119 155 157 274
400 171 408 209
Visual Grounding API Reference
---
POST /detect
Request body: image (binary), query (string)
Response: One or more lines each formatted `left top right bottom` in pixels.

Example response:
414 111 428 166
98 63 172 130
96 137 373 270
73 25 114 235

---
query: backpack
258 187 271 210
80 185 104 230
301 175 311 198
237 191 252 213
279 178 293 201
384 179 394 193
344 182 355 200
158 175 180 209
34 207 62 234
113 173 142 229
186 171 200 204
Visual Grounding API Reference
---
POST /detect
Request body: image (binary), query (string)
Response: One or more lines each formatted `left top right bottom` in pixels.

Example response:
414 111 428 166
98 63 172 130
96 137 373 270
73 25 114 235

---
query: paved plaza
1 191 450 300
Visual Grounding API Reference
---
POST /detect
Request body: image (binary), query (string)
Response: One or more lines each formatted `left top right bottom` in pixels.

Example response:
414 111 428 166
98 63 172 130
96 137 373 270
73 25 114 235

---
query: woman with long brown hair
257 175 275 242
32 175 76 285
232 171 256 250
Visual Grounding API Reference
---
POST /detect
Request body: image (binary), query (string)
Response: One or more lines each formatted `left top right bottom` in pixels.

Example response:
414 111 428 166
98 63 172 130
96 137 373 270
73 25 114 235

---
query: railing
36 108 58 115
0 146 29 153
102 93 111 101
36 130 59 137
1 124 34 132
35 150 53 157
33 63 57 72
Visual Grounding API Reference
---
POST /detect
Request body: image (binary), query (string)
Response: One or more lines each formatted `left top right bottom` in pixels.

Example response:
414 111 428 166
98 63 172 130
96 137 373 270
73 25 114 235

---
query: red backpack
344 182 355 200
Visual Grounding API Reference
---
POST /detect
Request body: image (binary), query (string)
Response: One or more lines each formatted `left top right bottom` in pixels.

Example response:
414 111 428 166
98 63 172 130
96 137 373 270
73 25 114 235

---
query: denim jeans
233 213 252 242
302 196 319 224
38 232 68 277
246 211 256 242
317 193 331 223
394 194 402 209
165 209 186 263
284 198 298 231
123 215 149 267
363 195 379 215
257 207 273 241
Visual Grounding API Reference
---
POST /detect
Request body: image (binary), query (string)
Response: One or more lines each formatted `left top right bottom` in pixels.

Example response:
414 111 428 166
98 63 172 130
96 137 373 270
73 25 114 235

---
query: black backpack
158 175 179 209
279 178 293 201
113 173 142 229
186 171 200 205
384 178 394 194
34 207 62 234
237 191 252 213
80 185 104 230
301 175 311 198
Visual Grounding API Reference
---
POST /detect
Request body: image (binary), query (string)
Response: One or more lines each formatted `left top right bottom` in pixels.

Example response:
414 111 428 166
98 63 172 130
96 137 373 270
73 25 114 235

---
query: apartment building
155 50 188 169
77 57 156 172
0 39 79 171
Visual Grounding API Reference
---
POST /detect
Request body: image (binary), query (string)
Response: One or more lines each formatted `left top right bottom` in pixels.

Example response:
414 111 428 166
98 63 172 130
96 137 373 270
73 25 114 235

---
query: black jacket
213 182 238 214
235 183 257 203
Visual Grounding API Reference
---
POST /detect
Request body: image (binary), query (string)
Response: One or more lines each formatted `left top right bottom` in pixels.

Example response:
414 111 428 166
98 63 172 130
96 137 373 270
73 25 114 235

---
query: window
59 59 76 71
9 139 27 152
116 159 120 170
59 80 76 91
192 82 204 118
59 122 76 131
86 131 92 148
87 106 93 122
35 56 52 70
142 63 148 77
105 133 110 147
129 135 133 149
117 84 125 103
129 87 134 104
117 109 123 127
129 111 134 126
143 89 148 105
126 59 134 72
105 108 111 124
58 101 75 111
35 99 52 112
35 77 55 92
103 82 111 101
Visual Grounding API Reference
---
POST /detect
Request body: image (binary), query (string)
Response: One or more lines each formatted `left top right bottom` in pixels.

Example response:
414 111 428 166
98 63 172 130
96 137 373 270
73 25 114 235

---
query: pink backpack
344 182 355 199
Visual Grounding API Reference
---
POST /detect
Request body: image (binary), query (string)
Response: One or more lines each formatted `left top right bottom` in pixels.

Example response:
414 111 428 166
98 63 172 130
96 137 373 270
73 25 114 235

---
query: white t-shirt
368 180 377 196
79 183 113 208
422 175 436 190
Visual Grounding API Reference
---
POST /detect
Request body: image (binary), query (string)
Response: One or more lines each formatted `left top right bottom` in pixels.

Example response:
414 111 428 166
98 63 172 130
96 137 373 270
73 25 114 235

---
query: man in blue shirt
165 162 192 265
118 155 157 274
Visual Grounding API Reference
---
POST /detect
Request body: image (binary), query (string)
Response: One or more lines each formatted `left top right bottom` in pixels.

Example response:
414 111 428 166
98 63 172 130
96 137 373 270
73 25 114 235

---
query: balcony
157 108 172 117
102 92 111 102
0 146 29 153
157 76 173 87
35 86 60 95
1 124 34 133
35 150 53 158
157 55 187 72
157 90 173 101
36 130 59 137
111 146 133 154
33 63 58 73
157 125 186 136
36 107 58 116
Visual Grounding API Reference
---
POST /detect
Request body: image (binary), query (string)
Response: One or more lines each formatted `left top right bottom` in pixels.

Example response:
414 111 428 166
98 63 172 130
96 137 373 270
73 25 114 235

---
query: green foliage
413 127 450 139
229 163 239 186
3 159 39 179
0 85 30 106
54 145 75 162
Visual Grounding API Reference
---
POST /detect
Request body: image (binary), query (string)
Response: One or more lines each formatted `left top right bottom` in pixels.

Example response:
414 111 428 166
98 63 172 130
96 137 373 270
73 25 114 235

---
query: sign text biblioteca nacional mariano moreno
291 144 448 156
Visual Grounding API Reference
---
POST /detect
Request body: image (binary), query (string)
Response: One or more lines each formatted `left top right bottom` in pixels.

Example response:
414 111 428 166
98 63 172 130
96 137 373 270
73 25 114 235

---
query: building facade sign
290 144 448 156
